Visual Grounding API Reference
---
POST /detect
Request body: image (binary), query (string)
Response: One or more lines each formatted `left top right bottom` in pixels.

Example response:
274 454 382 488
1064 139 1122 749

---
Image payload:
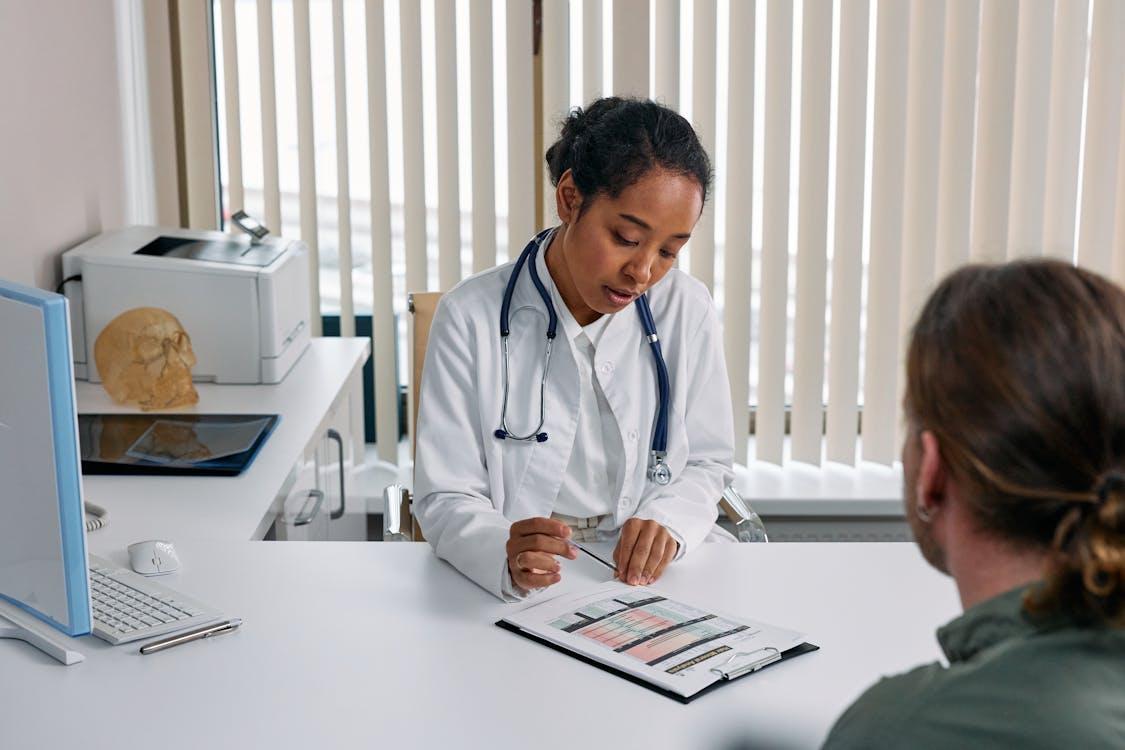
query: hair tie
1095 470 1125 505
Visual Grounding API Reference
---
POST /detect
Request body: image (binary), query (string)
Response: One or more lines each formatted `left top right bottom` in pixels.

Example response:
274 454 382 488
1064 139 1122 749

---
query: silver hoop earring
916 500 934 524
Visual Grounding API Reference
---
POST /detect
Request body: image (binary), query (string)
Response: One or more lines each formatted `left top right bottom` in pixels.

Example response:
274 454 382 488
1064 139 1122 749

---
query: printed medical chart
502 583 806 698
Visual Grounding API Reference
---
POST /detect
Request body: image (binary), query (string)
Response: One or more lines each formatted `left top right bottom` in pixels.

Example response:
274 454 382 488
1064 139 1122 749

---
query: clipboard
496 619 819 704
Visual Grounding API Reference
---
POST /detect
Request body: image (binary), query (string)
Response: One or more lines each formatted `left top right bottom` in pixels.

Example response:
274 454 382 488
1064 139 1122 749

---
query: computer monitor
0 279 91 664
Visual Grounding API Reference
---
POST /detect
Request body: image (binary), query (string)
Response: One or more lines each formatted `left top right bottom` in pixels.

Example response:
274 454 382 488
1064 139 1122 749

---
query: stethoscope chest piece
648 451 672 485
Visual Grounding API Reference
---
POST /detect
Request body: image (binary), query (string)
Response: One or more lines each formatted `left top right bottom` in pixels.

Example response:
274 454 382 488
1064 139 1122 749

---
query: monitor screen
0 280 91 637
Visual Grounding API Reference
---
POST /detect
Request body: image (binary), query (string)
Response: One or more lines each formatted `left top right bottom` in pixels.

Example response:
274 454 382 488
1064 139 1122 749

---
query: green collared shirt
823 585 1125 749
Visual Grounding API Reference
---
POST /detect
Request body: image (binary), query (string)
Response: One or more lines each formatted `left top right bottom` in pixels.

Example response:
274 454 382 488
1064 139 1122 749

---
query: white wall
0 0 178 291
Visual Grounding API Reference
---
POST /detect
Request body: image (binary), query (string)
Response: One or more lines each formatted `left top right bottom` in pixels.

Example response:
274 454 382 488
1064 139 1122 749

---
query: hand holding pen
506 517 578 590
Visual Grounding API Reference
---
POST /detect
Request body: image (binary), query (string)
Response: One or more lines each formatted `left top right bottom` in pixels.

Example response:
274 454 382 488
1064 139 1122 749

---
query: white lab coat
414 235 735 600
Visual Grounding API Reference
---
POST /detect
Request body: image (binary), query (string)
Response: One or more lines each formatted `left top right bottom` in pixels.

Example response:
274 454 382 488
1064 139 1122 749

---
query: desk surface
75 338 369 549
1 542 960 749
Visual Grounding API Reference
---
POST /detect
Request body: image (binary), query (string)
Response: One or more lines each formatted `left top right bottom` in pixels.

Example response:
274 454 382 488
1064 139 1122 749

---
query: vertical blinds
210 0 1125 469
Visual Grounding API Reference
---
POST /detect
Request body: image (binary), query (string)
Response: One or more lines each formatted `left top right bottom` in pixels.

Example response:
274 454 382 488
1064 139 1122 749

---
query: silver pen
568 540 617 572
139 618 243 655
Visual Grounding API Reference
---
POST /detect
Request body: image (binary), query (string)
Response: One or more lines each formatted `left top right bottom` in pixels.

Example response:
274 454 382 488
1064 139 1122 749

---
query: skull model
94 307 199 411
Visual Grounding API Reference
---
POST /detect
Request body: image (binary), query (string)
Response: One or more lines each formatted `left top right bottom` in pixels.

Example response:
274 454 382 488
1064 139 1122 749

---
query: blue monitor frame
0 279 91 636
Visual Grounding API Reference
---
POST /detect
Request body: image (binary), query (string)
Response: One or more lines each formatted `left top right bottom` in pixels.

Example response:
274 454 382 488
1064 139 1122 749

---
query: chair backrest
403 291 443 542
407 291 443 459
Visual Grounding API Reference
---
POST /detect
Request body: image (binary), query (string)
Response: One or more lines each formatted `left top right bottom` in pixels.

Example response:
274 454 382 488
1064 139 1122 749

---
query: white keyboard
88 555 222 645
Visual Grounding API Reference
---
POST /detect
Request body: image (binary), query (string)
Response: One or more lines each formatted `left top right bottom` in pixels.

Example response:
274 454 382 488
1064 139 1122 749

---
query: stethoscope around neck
493 227 673 486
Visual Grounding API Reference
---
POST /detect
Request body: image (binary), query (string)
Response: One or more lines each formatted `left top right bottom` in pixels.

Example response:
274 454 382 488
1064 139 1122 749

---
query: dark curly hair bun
545 97 712 212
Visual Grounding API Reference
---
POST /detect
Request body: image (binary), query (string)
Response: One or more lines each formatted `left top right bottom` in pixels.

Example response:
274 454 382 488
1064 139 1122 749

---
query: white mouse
127 540 181 576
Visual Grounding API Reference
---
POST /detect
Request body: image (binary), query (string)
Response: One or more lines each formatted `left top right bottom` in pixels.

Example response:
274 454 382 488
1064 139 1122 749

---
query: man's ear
555 169 583 224
917 430 948 514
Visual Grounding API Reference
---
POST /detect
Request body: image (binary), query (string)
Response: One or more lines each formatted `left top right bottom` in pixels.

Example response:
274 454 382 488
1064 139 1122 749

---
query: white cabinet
272 346 369 541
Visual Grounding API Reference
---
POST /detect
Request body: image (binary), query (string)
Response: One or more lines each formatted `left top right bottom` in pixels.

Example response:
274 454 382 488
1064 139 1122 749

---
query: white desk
76 337 370 550
0 542 960 749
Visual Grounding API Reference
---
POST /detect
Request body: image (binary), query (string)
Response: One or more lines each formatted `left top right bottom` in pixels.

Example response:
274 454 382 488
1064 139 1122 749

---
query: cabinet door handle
326 428 346 520
294 489 325 526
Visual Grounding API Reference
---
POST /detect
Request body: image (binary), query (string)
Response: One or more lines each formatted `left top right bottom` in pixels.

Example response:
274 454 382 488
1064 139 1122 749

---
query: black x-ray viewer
78 413 279 476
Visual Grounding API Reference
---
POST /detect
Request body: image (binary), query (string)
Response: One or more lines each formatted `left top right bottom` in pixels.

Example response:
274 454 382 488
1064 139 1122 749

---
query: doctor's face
549 168 704 325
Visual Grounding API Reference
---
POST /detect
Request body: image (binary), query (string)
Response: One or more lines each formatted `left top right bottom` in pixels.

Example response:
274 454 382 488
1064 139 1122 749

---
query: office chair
382 292 768 543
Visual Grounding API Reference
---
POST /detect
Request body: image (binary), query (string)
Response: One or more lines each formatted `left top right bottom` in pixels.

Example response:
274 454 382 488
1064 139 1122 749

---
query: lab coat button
627 430 638 441
600 361 614 375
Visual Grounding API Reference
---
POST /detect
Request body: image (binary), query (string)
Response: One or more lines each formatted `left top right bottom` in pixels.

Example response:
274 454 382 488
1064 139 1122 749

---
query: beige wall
144 0 182 231
0 1 125 290
0 0 180 291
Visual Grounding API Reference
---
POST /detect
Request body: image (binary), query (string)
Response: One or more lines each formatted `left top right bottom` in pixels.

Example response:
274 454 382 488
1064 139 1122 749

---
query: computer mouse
127 540 181 576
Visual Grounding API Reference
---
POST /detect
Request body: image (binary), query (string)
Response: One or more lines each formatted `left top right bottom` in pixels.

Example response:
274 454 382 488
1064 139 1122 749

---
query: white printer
62 225 311 384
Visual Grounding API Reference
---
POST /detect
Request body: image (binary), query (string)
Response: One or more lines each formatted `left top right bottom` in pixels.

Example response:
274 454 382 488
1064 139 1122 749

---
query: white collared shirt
539 244 683 543
551 306 621 520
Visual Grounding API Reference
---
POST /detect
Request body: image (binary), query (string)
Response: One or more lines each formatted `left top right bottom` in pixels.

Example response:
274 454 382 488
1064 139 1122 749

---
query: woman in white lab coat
414 97 735 601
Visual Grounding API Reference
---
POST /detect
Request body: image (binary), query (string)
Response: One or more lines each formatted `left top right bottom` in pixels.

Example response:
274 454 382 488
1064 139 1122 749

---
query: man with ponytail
824 259 1125 748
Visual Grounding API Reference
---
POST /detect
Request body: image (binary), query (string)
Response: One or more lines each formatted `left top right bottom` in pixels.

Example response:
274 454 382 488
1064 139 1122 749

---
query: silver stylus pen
568 540 617 572
139 618 243 655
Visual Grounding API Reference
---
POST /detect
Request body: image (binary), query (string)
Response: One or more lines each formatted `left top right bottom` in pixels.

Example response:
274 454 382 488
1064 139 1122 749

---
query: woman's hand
507 517 578 591
613 519 678 586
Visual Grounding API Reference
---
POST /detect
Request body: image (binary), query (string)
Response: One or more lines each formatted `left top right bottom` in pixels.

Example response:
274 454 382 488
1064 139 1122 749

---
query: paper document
501 583 807 699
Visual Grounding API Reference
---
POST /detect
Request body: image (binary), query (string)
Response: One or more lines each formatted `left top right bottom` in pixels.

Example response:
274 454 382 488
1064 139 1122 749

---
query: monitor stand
0 599 85 665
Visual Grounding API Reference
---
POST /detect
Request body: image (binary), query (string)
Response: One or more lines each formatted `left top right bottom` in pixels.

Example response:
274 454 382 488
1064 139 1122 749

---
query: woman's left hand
613 518 678 586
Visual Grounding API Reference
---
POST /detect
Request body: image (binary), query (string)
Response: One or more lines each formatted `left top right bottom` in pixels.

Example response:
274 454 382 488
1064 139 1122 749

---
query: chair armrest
382 484 411 541
381 484 426 542
719 485 770 543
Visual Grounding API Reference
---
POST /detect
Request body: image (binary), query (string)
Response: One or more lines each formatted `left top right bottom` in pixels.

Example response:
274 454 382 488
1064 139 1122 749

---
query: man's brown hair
905 259 1125 624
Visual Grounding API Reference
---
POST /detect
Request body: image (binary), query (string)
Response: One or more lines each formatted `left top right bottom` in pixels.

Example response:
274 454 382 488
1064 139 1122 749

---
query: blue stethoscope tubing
494 228 673 486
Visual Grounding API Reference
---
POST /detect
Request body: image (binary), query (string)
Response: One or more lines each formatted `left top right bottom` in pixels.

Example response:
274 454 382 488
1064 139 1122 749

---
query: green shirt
823 585 1125 749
